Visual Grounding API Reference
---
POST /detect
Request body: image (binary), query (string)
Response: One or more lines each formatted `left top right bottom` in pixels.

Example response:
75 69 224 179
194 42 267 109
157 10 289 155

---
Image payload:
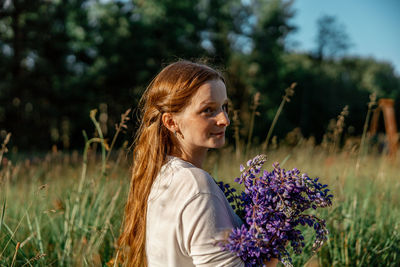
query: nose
216 110 230 127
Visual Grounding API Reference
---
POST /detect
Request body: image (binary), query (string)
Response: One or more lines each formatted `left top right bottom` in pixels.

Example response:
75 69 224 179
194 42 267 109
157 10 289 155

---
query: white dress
146 156 244 267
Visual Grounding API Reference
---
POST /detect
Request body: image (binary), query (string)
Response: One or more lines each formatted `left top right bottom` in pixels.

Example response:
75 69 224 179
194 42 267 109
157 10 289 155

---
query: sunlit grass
1 141 399 266
2 95 400 267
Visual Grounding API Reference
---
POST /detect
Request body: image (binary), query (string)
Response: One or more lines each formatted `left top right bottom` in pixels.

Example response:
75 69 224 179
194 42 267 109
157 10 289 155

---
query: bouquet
217 155 333 267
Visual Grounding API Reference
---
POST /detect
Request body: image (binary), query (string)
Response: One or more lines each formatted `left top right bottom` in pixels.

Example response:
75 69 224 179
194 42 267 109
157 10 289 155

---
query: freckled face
175 79 230 153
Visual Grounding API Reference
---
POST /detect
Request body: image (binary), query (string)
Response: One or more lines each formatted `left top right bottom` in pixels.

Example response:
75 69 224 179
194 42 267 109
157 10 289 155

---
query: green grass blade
0 198 5 235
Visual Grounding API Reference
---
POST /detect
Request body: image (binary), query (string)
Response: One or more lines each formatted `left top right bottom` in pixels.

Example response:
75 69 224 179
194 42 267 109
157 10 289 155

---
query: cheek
183 117 212 138
199 120 214 135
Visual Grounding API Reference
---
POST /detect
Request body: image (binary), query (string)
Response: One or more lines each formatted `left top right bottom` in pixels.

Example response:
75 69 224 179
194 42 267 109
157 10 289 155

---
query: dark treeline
1 0 399 151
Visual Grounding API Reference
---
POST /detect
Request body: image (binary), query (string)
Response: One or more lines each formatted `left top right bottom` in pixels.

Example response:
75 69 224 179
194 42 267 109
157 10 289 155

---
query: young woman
117 60 278 267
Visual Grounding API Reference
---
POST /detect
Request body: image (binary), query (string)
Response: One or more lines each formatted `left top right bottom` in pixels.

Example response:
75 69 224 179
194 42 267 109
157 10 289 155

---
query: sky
288 0 400 75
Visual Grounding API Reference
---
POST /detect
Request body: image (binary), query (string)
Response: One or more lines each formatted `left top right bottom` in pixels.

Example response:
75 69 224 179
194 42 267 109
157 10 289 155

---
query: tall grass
0 111 130 266
1 139 399 266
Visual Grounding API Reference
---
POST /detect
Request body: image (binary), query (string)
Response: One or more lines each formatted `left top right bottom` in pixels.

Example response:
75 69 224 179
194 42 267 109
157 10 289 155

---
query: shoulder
149 156 225 205
169 157 221 196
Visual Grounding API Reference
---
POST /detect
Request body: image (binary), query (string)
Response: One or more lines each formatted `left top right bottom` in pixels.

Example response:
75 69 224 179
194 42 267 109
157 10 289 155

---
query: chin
209 139 225 148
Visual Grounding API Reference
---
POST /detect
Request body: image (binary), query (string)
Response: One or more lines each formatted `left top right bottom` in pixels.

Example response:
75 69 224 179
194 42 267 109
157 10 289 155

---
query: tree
247 0 296 141
314 15 351 61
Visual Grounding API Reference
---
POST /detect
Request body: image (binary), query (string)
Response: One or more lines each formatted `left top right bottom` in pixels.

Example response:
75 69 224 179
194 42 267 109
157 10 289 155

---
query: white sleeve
179 192 245 267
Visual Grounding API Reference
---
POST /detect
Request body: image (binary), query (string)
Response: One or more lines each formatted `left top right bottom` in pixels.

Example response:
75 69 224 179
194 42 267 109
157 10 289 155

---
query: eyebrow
199 99 229 106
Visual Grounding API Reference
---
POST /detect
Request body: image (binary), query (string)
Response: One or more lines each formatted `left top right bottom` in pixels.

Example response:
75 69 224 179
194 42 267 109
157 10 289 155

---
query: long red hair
117 60 225 266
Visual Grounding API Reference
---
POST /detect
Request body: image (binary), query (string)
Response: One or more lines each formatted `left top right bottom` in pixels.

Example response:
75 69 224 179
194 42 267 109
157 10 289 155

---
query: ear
161 112 179 133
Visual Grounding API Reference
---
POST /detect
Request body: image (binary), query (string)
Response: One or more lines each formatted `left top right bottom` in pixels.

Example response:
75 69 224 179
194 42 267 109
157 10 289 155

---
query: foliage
280 53 400 142
314 15 351 60
1 0 400 151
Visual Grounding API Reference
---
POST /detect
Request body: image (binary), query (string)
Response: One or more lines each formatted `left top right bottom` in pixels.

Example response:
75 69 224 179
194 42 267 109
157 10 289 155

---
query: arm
180 192 244 267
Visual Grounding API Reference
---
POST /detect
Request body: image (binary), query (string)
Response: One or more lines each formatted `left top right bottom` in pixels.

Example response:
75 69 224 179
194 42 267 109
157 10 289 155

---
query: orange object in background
369 99 398 158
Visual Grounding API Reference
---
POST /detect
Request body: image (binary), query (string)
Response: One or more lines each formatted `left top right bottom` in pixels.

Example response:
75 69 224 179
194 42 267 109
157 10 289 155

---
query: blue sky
288 0 400 75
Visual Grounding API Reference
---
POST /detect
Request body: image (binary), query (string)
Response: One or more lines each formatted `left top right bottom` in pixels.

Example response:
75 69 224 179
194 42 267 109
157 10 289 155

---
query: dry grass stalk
322 106 349 154
232 109 242 160
246 92 261 156
106 108 131 163
10 242 20 267
262 83 296 151
330 105 349 154
0 132 11 166
21 253 46 267
356 92 377 172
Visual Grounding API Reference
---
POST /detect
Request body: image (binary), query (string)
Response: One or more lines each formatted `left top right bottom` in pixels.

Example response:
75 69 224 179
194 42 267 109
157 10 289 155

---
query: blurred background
1 1 400 266
1 0 399 152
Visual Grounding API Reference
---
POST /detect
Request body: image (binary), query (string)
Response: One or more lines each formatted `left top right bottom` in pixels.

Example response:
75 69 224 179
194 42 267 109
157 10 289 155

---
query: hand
263 257 279 267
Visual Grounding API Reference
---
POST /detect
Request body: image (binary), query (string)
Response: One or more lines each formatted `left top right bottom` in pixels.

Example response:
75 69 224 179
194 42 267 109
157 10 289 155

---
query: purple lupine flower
217 154 333 267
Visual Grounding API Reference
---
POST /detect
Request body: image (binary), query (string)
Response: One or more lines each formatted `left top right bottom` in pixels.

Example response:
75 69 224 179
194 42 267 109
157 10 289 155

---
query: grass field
1 136 399 266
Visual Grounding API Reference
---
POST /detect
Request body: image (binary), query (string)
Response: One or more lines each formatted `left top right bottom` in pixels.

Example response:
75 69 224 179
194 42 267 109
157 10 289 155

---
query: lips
210 131 225 136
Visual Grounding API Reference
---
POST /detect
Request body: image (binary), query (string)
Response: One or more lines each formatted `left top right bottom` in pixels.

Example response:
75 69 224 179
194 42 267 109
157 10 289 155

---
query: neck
171 147 208 168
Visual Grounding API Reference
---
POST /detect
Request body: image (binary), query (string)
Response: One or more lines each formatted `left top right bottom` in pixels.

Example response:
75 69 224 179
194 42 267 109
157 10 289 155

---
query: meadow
1 113 400 266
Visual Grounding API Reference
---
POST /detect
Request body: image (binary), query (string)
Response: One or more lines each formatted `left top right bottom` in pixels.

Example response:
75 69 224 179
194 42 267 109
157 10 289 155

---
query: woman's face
174 79 230 154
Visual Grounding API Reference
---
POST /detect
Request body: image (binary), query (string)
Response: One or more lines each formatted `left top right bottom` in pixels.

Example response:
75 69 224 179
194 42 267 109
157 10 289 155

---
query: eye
202 107 213 114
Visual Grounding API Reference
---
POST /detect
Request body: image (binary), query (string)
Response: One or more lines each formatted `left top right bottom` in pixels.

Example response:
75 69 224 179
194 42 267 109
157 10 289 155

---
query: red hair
117 60 224 266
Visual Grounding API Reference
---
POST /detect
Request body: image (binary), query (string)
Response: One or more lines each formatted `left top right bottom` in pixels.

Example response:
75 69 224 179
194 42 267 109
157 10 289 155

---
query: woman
117 60 278 267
